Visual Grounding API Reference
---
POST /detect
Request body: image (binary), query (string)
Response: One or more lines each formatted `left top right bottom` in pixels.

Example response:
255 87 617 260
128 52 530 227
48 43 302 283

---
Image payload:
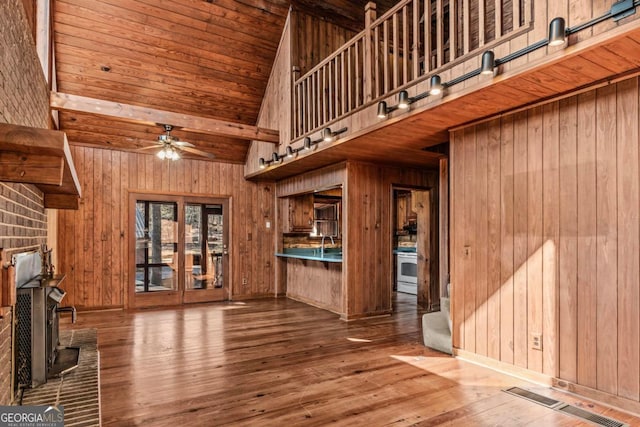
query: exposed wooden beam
0 123 82 208
36 0 52 85
50 92 280 144
43 193 80 210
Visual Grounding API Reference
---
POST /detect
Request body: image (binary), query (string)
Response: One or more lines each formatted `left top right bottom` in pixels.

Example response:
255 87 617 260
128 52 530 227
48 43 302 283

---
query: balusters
291 0 530 139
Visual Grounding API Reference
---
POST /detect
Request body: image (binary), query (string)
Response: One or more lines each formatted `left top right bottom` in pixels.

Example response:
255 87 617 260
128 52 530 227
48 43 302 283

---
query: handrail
295 32 366 84
292 0 531 140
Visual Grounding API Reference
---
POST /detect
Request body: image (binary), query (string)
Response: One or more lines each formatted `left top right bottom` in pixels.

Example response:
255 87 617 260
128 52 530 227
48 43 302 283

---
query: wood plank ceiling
52 0 397 163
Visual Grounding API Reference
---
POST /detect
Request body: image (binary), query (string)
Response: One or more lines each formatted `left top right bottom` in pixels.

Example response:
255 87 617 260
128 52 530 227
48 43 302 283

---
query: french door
130 193 229 308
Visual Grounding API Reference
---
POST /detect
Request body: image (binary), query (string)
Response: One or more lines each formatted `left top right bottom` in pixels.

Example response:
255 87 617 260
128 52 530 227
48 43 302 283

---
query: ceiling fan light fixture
156 144 180 161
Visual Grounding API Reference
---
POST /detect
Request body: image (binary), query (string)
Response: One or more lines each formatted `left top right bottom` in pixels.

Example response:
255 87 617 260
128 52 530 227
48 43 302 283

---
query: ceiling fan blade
136 144 162 151
174 140 195 148
179 146 216 159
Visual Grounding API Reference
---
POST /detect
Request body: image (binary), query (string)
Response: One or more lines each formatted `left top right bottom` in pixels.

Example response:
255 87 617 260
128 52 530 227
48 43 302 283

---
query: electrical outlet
531 333 542 350
242 278 248 285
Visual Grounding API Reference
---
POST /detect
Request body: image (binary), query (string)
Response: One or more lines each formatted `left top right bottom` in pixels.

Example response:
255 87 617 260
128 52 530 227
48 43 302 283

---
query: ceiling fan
139 124 215 160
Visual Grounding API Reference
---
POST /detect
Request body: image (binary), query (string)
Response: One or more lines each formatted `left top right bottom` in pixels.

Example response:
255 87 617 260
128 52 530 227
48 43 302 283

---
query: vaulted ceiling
52 0 398 163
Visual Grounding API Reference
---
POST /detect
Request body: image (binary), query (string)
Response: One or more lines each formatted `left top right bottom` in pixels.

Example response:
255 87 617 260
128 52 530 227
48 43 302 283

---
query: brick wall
0 0 51 405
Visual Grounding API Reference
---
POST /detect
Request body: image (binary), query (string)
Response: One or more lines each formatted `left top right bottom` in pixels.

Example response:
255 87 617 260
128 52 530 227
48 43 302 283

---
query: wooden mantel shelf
0 123 82 209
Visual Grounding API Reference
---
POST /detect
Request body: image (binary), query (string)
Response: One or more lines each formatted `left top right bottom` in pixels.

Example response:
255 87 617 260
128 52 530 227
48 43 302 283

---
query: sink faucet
320 235 335 257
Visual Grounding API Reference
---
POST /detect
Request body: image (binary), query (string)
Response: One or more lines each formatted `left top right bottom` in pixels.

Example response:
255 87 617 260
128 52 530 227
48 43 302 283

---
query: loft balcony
246 0 640 180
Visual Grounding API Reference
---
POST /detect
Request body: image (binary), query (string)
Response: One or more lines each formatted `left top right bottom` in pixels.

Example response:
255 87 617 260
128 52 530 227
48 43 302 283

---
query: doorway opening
392 186 439 311
131 193 229 308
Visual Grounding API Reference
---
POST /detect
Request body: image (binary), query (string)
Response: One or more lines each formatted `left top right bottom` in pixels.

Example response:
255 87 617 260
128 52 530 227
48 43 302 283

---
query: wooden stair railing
292 0 530 140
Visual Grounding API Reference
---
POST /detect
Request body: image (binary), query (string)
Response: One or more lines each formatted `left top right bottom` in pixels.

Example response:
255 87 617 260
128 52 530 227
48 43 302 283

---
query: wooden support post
364 2 377 103
439 158 449 297
292 66 301 139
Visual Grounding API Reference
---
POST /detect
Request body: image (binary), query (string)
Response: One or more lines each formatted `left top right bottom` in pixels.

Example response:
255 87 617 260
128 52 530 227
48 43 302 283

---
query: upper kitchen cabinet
313 192 341 237
288 193 314 232
396 191 417 232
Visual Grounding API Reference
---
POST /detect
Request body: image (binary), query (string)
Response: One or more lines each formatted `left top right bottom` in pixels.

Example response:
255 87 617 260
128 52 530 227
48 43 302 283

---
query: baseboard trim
552 379 640 417
340 310 392 321
453 348 640 417
453 348 553 387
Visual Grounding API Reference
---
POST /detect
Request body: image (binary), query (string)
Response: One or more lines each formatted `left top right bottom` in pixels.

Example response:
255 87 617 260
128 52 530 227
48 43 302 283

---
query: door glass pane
135 201 177 293
207 206 224 288
185 204 202 289
185 204 224 290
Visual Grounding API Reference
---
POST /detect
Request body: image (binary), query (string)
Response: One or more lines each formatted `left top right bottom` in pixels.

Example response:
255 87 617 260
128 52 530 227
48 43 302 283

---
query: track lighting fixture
480 51 495 75
377 89 431 120
429 75 443 95
322 127 348 142
548 17 566 46
303 136 313 151
398 90 410 109
286 146 296 158
377 101 390 119
257 127 349 169
322 128 335 142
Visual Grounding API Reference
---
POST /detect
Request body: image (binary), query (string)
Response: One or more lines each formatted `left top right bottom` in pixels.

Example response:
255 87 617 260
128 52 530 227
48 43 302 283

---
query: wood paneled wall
275 161 438 319
344 162 439 319
285 259 342 314
450 76 640 406
57 146 276 309
246 9 358 175
275 163 346 297
245 11 291 174
291 10 357 76
0 0 50 405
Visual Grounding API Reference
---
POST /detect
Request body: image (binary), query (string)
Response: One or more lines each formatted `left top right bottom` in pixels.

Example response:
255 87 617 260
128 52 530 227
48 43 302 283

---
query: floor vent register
503 387 627 427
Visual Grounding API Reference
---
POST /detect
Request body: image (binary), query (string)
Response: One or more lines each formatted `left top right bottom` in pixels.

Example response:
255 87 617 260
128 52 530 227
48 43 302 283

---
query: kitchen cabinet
289 194 314 232
314 202 340 237
396 192 417 229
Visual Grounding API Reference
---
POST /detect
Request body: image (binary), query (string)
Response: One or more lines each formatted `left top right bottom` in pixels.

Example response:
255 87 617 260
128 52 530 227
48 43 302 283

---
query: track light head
272 152 281 163
377 101 388 119
259 158 266 169
398 91 410 109
303 137 312 150
286 146 296 158
548 17 566 46
480 51 495 75
429 75 443 95
323 128 334 142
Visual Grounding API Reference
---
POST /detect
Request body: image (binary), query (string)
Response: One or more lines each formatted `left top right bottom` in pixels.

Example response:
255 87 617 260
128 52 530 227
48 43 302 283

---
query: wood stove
13 250 77 389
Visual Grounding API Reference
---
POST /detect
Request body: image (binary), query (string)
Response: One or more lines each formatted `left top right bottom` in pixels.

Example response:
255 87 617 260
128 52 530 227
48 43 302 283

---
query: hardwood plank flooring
62 294 640 426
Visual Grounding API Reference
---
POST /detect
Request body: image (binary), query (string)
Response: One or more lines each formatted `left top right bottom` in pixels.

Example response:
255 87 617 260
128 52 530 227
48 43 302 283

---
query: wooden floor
62 293 640 426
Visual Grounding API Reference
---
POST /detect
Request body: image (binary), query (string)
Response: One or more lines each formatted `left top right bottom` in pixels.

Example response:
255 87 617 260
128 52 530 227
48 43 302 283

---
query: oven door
397 253 417 284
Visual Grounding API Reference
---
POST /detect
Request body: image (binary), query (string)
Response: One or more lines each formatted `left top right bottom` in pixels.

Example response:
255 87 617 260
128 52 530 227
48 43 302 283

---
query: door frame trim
127 191 230 309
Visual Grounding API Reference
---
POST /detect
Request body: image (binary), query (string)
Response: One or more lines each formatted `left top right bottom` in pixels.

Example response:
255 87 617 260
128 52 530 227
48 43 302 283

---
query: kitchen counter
275 247 343 263
393 247 417 254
